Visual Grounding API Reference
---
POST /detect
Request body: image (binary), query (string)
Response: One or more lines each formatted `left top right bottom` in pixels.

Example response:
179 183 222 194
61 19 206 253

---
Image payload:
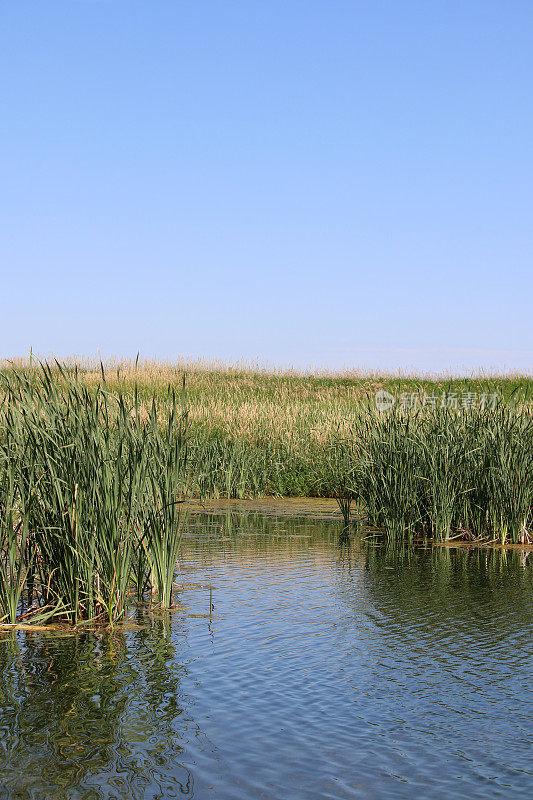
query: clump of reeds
0 363 189 626
342 402 533 543
2 356 529 500
324 437 359 530
1 358 531 623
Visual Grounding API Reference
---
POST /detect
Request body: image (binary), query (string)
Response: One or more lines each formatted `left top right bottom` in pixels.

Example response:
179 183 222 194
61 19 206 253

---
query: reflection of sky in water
0 514 532 799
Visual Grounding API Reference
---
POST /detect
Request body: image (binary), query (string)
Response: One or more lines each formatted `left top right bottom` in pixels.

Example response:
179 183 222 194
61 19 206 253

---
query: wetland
0 510 532 799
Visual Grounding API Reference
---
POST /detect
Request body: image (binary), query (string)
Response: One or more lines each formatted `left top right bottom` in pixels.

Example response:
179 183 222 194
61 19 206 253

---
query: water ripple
0 516 531 799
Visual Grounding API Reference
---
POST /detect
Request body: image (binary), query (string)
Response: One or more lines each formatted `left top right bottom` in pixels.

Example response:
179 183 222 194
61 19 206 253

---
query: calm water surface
0 512 532 799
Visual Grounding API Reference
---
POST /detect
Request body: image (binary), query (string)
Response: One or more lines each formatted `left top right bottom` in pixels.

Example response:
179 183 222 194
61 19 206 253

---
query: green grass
0 358 531 625
34 356 526 500
0 363 189 625
346 401 532 544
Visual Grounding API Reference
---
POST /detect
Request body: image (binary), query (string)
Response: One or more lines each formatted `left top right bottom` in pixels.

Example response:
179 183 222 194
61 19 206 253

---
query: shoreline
184 498 533 550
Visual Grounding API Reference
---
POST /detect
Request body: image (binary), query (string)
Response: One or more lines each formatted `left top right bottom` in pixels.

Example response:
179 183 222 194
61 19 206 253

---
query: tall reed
0 359 531 628
142 386 189 607
342 402 532 543
0 363 189 625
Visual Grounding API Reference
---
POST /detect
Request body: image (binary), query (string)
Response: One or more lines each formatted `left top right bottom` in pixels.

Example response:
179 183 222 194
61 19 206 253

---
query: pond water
0 511 532 799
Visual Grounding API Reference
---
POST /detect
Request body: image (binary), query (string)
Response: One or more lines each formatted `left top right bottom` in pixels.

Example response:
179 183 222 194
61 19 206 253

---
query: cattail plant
0 361 190 626
336 401 532 544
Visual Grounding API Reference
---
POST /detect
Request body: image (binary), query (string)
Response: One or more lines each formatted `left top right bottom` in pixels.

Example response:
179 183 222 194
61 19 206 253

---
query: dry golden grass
1 356 531 511
1 355 531 451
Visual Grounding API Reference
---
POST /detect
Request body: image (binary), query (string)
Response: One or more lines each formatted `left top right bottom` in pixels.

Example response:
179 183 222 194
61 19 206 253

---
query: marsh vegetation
0 358 531 625
0 363 189 625
1 516 531 799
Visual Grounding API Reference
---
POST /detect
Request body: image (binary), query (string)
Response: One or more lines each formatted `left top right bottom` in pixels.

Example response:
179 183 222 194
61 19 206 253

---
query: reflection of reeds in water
355 539 533 629
0 621 195 798
179 512 364 573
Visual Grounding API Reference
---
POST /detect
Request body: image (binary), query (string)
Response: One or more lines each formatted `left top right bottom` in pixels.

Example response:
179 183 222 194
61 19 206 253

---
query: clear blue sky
1 0 532 373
